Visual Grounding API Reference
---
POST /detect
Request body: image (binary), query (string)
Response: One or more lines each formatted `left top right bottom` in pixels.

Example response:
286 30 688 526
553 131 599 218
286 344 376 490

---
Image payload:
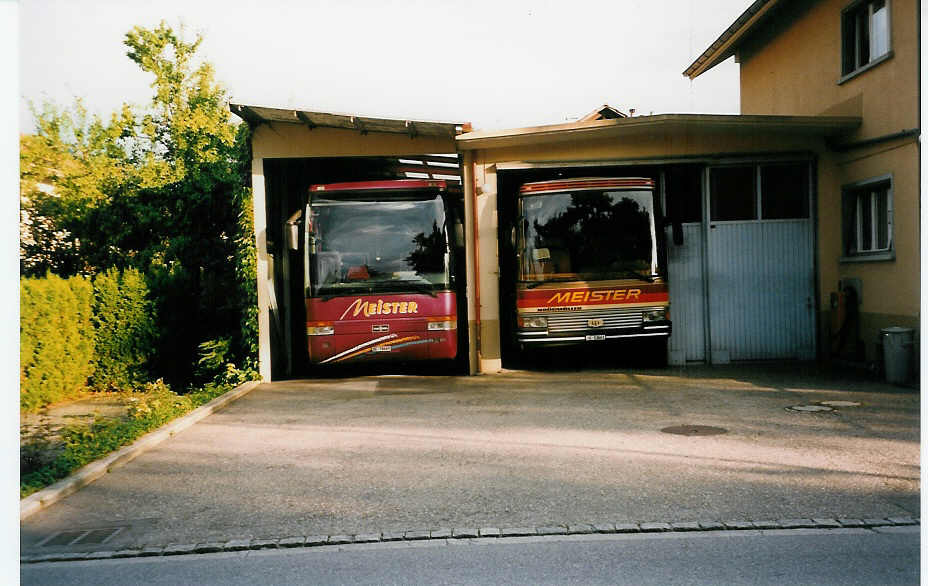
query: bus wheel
649 338 669 368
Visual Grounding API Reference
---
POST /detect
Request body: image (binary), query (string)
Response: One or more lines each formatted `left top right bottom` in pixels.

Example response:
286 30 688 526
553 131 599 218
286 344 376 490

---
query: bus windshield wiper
523 271 653 288
524 277 581 289
319 286 371 301
318 281 440 300
618 270 655 283
393 280 439 297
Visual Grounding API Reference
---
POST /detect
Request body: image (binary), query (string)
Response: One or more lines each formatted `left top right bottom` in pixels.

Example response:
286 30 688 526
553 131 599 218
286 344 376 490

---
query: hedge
91 267 155 391
20 274 95 411
20 269 156 411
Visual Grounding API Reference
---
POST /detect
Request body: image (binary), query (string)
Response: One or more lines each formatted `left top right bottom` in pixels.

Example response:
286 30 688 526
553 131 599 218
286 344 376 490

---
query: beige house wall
470 161 502 373
736 0 919 365
817 138 920 362
738 0 919 141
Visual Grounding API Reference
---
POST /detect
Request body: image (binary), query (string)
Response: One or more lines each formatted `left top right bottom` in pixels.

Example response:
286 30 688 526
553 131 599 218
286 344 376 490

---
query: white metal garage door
667 223 706 363
668 161 815 363
707 219 815 361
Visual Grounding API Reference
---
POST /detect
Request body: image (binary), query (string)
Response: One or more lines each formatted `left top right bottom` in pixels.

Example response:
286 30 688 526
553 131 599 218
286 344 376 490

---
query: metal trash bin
880 327 914 384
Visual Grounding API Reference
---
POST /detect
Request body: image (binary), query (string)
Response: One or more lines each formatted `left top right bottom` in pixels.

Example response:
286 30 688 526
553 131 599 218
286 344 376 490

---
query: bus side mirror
511 217 525 248
286 209 302 251
672 221 684 246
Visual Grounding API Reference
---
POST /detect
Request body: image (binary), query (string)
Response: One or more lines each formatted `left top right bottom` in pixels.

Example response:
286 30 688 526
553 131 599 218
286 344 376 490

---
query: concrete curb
20 381 263 521
21 516 919 563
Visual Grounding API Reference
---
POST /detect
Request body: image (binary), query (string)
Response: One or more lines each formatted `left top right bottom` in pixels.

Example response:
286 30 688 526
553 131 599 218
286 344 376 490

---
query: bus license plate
585 334 606 341
372 345 392 352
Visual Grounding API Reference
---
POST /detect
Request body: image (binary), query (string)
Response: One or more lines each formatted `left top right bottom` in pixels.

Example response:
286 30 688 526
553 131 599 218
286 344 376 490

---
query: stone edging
20 516 919 564
20 381 263 521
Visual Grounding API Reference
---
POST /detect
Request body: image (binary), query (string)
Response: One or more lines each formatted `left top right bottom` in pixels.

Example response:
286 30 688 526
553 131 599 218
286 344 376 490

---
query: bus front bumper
516 323 671 346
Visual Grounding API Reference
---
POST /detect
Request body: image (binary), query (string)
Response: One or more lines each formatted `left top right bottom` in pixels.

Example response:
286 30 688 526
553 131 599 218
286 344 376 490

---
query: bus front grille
546 307 651 333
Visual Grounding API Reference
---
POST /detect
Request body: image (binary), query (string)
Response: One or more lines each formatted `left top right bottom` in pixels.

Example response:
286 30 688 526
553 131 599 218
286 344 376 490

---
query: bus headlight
642 309 667 323
518 315 548 329
307 322 334 336
427 317 457 331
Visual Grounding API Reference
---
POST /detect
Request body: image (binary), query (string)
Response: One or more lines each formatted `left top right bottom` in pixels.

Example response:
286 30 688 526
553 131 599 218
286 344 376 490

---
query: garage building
233 0 919 381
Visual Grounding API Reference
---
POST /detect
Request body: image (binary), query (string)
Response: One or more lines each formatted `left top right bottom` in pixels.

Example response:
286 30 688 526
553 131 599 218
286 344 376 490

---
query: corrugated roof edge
229 103 471 137
455 113 861 150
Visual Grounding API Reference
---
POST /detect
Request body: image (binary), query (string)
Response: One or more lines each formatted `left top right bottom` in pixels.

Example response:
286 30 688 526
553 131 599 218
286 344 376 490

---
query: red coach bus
289 179 459 366
512 177 672 363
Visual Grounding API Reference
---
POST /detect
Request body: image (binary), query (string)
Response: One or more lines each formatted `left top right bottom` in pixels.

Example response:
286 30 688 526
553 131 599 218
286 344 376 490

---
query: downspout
468 152 482 372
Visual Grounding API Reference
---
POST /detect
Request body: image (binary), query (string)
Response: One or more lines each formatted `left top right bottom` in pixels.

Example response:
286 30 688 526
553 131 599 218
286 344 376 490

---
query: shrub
91 267 156 391
233 185 258 371
194 337 232 383
20 274 95 411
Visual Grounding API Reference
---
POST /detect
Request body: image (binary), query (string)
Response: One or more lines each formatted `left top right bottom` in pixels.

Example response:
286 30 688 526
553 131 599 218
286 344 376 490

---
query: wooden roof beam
295 111 317 131
394 165 462 178
231 104 266 128
396 154 460 165
350 116 368 135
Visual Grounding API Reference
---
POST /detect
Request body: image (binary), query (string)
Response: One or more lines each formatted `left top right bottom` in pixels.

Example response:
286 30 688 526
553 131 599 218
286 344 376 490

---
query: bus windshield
518 189 657 283
307 194 451 298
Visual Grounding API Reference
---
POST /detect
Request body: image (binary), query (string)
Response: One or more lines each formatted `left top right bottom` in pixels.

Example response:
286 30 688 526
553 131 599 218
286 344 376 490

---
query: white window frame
841 174 894 262
839 0 893 83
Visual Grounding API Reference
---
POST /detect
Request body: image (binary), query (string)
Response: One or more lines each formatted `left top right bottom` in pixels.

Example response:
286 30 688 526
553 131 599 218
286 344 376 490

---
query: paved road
21 526 920 585
21 363 919 556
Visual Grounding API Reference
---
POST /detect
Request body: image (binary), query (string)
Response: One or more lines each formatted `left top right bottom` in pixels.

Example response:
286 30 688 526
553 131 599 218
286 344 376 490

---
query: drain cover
786 404 834 413
38 527 122 547
819 400 861 408
661 425 727 436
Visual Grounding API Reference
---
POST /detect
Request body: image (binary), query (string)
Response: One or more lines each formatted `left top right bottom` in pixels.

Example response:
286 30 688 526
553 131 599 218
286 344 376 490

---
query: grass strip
21 381 236 498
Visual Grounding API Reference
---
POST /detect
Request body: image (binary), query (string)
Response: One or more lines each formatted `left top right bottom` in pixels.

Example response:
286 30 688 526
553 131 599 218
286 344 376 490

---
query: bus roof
519 177 653 194
309 179 447 193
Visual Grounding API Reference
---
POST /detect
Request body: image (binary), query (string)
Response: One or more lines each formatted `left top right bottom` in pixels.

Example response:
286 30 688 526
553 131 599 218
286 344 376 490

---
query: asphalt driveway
21 363 919 555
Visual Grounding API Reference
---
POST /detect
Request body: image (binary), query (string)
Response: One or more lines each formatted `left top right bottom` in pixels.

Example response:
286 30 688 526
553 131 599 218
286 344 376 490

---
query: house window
842 0 891 77
842 176 893 260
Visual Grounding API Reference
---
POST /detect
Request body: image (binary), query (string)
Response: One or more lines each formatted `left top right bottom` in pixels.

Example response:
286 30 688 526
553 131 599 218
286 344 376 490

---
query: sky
17 0 749 132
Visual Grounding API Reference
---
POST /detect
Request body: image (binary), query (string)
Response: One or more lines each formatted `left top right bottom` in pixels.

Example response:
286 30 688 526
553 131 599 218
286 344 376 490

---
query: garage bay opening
512 177 672 366
288 179 463 367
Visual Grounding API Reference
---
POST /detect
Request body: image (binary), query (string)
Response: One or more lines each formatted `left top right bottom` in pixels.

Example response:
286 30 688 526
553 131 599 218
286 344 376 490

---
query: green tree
20 22 257 387
19 101 138 276
119 22 254 385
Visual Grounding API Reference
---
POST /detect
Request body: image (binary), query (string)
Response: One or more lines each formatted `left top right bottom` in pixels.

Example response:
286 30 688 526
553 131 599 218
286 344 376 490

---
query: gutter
827 128 920 152
468 154 482 372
